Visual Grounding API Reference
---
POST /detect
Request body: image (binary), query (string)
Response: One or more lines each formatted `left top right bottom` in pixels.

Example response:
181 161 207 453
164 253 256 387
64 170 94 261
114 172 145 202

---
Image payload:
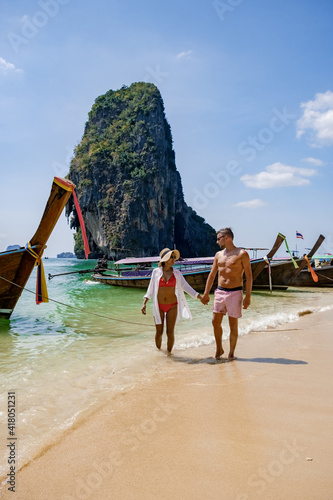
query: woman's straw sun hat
158 248 180 266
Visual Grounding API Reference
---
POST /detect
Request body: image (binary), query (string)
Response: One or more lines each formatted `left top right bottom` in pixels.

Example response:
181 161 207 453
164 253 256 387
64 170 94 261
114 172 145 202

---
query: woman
141 248 203 353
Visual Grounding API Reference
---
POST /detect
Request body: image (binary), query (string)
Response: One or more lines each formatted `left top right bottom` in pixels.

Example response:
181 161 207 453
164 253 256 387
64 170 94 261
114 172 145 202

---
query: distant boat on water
0 177 76 319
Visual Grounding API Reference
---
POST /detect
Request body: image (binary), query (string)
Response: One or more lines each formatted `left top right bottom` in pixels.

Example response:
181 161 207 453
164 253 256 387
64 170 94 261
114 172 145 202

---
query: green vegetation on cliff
73 82 173 184
73 228 85 259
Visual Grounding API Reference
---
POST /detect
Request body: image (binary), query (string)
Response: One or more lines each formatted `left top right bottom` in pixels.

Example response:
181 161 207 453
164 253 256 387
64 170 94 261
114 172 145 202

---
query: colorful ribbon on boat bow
54 177 90 260
25 242 49 304
304 255 319 282
278 233 298 269
72 189 90 260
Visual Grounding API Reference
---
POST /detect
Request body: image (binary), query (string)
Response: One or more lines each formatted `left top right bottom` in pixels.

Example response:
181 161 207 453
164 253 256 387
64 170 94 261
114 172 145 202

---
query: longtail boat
0 177 76 319
91 256 214 291
253 234 326 288
92 233 286 291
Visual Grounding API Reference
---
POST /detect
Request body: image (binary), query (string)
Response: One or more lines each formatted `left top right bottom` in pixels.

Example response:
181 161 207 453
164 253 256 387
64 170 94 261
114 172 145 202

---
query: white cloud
240 162 316 189
176 50 193 60
0 57 23 75
296 90 333 146
302 157 324 166
233 199 266 209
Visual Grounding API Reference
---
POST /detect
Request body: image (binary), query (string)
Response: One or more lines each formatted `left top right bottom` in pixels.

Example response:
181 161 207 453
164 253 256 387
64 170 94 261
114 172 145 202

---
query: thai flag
296 231 304 239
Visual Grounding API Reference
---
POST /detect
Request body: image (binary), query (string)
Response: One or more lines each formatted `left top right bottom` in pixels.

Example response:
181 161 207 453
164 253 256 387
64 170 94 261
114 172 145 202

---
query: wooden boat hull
92 274 151 288
252 284 288 291
292 266 333 287
253 259 306 287
253 261 333 288
0 178 75 319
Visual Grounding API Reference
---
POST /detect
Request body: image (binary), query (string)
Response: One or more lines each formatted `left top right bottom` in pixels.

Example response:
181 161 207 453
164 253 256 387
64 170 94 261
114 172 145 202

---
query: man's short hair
217 227 234 239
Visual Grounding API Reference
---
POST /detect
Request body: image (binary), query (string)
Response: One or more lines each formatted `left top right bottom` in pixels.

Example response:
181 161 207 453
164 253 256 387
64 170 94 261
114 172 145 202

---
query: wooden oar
48 269 97 280
251 233 286 281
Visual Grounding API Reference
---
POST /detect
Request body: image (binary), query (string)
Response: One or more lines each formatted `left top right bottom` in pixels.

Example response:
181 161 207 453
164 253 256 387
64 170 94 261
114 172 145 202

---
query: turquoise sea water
1 258 333 484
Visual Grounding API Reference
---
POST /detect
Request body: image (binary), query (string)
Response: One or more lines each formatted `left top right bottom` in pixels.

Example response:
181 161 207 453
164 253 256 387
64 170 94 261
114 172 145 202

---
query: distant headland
6 245 20 251
57 252 77 259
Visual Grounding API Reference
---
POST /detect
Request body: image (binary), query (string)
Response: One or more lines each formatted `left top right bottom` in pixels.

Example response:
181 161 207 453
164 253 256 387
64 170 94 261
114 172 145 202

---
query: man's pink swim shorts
213 286 243 318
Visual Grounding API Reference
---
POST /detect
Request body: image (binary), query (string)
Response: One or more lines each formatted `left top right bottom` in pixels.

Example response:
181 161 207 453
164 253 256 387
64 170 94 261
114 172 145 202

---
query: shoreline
2 307 333 499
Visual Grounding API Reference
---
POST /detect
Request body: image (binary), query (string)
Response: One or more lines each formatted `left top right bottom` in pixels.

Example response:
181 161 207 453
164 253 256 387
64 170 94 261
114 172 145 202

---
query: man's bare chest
218 253 242 272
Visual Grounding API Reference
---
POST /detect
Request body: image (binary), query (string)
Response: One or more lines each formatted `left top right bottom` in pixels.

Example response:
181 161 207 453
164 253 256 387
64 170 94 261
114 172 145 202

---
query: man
202 228 252 360
95 255 108 272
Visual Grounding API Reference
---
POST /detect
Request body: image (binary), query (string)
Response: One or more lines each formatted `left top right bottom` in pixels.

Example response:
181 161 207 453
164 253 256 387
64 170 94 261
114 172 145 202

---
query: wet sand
2 308 333 500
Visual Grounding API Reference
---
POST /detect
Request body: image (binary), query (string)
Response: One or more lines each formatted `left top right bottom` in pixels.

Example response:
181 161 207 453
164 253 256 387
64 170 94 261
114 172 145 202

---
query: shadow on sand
236 357 307 365
169 355 307 365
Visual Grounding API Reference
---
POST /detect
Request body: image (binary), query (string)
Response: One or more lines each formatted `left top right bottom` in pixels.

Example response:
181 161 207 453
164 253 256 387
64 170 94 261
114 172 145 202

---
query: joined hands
198 294 210 305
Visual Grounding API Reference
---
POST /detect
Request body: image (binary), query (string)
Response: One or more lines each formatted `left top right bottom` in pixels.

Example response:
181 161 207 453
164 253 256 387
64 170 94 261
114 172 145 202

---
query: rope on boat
315 272 333 282
0 274 155 328
25 241 49 304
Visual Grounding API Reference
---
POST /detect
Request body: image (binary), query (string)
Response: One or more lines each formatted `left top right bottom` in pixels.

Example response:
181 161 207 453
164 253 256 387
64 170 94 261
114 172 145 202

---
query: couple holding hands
141 228 252 360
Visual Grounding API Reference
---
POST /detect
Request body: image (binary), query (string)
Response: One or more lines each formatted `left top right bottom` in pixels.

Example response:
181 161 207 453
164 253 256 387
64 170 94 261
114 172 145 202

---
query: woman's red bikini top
159 274 176 287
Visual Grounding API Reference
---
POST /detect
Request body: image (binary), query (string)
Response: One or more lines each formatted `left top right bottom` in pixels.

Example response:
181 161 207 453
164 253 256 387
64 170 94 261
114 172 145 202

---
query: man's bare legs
212 313 239 360
155 306 177 353
212 312 224 359
228 316 238 361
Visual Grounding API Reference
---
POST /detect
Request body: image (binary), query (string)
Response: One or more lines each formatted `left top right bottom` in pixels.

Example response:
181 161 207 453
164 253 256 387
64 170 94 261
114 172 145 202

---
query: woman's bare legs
166 305 178 353
155 309 165 349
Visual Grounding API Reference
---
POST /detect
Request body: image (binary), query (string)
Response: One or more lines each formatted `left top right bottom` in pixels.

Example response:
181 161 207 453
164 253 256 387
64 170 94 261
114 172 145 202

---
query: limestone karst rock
66 82 217 259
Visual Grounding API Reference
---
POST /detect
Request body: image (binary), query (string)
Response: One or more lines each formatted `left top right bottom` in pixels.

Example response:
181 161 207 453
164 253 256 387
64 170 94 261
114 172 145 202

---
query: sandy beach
2 307 333 500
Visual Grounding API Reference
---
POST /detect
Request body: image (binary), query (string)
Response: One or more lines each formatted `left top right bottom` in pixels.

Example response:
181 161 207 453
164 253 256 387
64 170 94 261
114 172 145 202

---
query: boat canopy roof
115 256 215 266
115 256 160 265
178 257 214 265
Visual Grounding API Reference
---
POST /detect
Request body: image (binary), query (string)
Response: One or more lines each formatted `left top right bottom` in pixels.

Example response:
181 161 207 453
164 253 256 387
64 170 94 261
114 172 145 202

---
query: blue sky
1 0 332 258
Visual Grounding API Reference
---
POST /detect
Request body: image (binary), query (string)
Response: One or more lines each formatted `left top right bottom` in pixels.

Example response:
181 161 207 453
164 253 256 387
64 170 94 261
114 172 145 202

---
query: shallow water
1 258 333 482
